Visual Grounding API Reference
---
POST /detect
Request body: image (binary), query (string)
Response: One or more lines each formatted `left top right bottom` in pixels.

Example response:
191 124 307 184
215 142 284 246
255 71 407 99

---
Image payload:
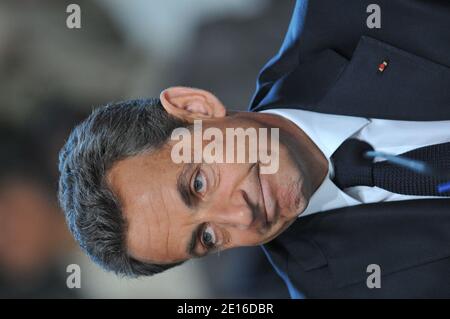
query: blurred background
0 0 294 298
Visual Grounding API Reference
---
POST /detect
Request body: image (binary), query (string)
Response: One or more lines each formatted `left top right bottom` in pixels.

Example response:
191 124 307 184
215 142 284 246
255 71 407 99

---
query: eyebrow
176 163 205 258
176 163 196 208
186 223 206 258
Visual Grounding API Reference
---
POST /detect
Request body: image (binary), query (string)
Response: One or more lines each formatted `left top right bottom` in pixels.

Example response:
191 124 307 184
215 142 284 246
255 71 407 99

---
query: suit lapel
251 48 347 114
253 36 450 121
268 198 450 289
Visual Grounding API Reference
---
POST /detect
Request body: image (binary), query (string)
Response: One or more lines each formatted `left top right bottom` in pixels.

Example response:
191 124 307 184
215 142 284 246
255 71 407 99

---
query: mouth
257 163 276 226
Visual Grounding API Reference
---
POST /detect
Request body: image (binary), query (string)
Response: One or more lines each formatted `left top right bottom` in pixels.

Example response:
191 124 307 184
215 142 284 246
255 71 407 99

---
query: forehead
106 145 190 263
108 146 177 203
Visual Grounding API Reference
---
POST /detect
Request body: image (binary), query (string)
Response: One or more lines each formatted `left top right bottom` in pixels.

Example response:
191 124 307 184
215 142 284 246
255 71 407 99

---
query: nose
208 190 254 229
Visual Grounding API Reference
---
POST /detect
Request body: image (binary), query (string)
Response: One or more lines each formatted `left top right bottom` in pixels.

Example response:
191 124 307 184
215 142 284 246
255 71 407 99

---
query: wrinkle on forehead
106 150 191 264
157 187 171 261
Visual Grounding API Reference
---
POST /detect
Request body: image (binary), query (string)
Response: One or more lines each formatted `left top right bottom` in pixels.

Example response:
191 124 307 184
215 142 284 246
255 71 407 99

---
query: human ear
160 87 226 122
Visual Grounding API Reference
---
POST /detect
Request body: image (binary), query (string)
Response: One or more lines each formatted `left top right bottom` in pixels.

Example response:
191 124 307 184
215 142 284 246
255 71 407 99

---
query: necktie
331 138 450 196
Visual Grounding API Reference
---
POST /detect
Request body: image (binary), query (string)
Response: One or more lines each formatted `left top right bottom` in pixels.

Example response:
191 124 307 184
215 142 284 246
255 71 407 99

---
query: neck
293 125 329 195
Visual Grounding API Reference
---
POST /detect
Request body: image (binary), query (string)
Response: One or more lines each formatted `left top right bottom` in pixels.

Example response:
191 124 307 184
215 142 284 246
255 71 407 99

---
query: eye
192 170 207 195
201 224 216 248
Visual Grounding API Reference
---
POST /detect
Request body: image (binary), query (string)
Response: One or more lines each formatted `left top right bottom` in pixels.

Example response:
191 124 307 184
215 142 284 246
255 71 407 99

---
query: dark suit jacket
249 0 450 298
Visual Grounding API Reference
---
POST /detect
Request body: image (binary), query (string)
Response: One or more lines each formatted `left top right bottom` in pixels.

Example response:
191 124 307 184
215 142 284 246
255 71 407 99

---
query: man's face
108 111 316 265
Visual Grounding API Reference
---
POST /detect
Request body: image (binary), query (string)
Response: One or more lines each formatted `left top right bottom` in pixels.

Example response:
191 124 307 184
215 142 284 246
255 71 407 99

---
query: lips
258 166 276 225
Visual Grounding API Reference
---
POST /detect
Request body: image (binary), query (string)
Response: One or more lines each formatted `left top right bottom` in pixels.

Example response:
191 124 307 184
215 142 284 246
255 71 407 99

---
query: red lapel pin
378 60 388 73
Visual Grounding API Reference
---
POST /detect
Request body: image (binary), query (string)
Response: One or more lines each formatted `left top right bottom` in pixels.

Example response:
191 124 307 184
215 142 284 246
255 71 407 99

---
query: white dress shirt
260 108 450 217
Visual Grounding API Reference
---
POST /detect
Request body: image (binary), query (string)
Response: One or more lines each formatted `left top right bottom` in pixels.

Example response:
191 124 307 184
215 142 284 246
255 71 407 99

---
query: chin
260 177 308 246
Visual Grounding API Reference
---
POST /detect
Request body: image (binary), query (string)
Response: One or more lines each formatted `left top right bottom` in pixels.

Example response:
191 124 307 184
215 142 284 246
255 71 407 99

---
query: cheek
217 162 252 185
269 145 302 188
278 144 300 170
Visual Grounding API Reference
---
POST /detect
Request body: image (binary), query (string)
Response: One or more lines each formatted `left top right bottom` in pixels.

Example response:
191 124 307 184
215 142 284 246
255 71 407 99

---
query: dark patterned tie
331 138 450 196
